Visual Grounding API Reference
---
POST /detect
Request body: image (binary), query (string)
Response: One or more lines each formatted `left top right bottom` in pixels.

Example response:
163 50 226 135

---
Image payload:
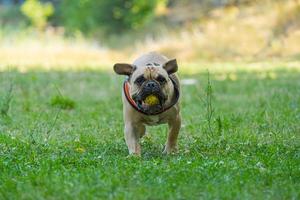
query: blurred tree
58 0 164 34
21 0 54 30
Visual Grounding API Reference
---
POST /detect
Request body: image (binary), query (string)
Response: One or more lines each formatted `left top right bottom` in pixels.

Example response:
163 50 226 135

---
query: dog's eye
156 75 166 84
135 76 146 85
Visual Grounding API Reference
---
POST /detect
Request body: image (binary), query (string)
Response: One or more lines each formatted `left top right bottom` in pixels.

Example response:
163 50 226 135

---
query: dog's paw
126 153 141 158
162 145 178 155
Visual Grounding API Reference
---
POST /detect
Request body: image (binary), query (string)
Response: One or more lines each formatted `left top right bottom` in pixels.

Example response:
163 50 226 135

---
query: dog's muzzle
132 80 167 114
123 76 179 116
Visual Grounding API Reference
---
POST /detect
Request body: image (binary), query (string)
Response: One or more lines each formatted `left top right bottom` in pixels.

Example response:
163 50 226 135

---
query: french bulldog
113 52 181 156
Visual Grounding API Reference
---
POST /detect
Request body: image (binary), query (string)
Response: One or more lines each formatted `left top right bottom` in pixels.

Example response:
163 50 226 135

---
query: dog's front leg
163 114 181 154
124 122 145 156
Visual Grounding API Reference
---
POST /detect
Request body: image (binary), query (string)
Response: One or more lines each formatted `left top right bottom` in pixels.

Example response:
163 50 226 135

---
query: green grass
0 66 299 199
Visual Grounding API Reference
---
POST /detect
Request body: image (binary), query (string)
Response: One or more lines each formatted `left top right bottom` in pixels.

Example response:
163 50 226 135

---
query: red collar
123 77 180 115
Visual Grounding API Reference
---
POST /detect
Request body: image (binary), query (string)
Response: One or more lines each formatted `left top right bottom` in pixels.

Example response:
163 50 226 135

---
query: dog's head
114 59 178 114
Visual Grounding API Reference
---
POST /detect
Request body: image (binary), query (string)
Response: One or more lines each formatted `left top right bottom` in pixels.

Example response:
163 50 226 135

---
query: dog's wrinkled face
114 59 178 114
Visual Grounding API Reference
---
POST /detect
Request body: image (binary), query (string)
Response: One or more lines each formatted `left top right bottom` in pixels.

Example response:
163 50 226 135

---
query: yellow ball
144 95 159 105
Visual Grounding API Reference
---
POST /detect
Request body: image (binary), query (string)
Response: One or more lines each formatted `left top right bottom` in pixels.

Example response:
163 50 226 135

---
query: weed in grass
0 82 13 117
19 84 31 112
50 95 75 109
50 86 75 110
45 108 61 143
205 71 214 136
0 81 14 125
27 108 61 146
196 71 222 139
216 115 223 136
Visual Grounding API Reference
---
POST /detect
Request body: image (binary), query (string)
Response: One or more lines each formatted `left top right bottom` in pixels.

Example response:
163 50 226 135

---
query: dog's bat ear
163 59 178 75
113 63 135 76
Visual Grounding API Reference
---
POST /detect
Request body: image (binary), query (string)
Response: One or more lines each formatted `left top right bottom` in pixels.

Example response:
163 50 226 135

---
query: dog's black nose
145 81 157 89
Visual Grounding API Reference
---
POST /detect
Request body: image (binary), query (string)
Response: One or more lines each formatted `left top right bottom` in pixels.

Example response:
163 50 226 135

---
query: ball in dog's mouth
135 94 163 113
144 95 159 106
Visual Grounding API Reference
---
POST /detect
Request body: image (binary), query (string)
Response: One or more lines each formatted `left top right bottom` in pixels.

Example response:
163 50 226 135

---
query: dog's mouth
133 92 166 114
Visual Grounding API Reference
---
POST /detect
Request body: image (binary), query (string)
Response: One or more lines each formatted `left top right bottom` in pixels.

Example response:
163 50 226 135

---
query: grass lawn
0 64 299 199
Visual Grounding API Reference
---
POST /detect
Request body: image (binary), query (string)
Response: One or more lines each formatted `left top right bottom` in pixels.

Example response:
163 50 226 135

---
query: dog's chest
142 115 165 126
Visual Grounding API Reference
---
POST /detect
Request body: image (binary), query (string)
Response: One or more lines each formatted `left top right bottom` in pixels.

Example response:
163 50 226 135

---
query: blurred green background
0 0 300 69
